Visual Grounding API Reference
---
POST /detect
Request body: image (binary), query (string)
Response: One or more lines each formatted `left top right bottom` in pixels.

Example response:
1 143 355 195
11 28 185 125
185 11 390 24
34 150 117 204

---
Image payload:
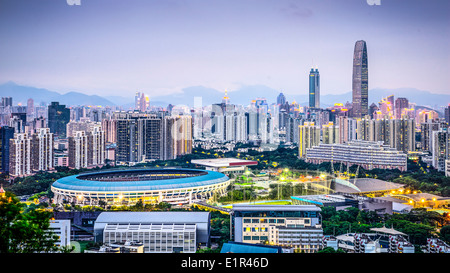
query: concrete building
232 204 323 253
93 211 211 253
298 122 320 158
291 193 393 215
49 219 71 249
305 140 408 171
191 158 258 175
9 133 32 176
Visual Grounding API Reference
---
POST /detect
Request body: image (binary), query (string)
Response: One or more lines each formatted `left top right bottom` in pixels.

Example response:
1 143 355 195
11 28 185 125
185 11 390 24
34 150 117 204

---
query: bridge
191 200 232 215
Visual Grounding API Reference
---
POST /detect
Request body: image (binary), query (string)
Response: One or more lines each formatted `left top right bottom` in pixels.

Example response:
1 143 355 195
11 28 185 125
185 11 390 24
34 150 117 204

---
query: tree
317 247 345 253
0 192 66 253
439 225 450 243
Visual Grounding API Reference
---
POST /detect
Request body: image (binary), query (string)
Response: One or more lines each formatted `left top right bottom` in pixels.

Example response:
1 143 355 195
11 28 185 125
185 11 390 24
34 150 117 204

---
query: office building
351 40 368 118
309 67 320 109
48 102 70 138
93 211 211 253
232 204 323 253
0 126 14 173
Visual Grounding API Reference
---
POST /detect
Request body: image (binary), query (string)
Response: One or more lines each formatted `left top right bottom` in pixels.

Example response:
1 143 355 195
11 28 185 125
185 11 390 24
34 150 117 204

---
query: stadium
51 168 230 206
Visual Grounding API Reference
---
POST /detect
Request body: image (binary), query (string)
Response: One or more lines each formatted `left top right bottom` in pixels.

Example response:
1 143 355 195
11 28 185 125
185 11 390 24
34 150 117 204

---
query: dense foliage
0 192 72 253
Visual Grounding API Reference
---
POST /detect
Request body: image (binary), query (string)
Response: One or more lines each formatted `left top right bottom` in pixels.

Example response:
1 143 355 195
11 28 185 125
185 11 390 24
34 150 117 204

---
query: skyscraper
48 102 70 138
352 40 368 118
0 126 14 173
309 67 320 109
277 92 286 105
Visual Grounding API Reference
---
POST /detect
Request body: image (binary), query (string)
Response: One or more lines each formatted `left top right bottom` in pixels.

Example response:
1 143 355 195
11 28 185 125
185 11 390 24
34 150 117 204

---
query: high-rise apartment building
68 131 90 169
48 102 70 138
395 97 409 119
391 117 415 153
8 128 54 176
298 122 320 158
31 128 53 172
322 122 340 144
1 97 12 108
101 118 117 143
162 115 193 160
9 133 32 176
351 40 368 118
309 67 320 109
421 121 440 152
91 125 106 166
431 129 450 172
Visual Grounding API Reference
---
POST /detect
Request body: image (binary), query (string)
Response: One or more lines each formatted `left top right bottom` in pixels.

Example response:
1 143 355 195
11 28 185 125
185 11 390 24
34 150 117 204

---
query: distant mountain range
0 81 115 107
0 81 448 113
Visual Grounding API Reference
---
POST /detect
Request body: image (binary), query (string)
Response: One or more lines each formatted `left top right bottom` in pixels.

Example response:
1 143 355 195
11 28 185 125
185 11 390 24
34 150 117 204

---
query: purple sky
0 0 449 98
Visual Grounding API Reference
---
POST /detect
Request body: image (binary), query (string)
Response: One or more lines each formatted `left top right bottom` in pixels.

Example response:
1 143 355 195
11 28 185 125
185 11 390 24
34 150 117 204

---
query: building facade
232 205 323 253
48 102 70 138
309 67 320 109
305 140 408 171
93 211 211 253
351 40 368 118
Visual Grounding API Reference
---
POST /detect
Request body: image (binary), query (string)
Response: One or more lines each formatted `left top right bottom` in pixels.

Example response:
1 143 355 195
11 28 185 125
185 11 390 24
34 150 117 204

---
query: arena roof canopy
51 168 229 192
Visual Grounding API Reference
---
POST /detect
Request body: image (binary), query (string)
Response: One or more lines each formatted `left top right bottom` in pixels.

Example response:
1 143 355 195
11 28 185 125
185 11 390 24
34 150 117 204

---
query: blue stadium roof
51 168 229 192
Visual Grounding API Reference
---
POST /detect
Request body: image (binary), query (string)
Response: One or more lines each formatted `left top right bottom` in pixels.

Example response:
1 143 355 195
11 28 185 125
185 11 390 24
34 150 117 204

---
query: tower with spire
222 89 230 105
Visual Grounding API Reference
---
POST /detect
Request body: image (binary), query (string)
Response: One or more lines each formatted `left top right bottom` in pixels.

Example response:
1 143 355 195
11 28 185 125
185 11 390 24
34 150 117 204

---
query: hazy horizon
0 0 449 98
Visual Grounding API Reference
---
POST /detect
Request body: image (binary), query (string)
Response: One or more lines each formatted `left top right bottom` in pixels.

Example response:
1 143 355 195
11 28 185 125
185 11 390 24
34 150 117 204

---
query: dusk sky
0 0 449 98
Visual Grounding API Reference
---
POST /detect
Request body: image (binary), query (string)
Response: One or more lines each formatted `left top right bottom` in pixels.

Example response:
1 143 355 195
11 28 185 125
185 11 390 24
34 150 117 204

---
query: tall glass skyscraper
309 67 320 109
352 40 368 118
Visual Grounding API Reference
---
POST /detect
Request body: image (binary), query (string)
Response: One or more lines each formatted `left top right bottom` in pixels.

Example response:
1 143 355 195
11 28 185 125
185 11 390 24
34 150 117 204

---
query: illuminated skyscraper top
352 40 368 118
309 67 320 109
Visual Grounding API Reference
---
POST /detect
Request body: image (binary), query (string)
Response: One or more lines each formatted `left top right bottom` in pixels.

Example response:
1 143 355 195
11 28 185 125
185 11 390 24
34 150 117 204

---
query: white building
93 212 211 253
191 158 258 175
232 204 323 253
49 220 71 249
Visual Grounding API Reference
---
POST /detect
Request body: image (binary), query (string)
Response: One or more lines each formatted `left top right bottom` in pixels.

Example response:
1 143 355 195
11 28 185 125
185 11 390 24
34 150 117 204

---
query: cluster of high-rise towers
309 40 369 119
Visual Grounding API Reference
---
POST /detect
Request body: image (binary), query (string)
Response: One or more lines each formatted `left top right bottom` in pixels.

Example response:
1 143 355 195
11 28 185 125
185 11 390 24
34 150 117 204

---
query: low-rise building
231 204 323 253
93 211 211 253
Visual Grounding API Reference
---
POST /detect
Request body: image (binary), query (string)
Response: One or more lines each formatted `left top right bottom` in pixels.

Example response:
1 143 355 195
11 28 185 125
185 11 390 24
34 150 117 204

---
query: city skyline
0 0 449 99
